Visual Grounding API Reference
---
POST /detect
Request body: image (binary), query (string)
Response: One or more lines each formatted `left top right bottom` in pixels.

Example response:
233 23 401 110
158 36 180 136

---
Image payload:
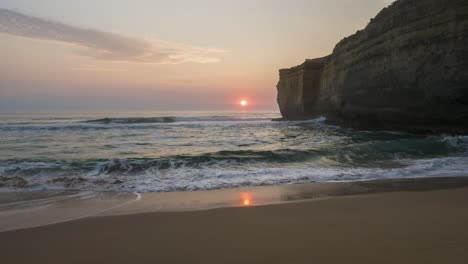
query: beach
1 177 468 264
2 0 468 263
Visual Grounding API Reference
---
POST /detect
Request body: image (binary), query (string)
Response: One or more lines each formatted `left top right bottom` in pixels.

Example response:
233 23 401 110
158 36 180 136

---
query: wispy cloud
0 8 226 64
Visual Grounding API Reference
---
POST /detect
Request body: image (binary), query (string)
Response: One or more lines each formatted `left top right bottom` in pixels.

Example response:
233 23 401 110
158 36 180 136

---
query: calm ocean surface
1 111 467 192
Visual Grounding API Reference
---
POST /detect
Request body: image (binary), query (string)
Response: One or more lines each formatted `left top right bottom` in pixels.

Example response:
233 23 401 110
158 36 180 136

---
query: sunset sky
0 0 393 112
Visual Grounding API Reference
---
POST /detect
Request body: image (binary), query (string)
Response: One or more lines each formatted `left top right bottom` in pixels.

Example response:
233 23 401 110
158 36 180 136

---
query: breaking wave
1 135 467 192
1 156 468 192
1 112 467 192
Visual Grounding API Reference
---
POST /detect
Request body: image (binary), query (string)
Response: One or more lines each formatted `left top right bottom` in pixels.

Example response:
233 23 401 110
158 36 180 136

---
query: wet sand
1 178 468 263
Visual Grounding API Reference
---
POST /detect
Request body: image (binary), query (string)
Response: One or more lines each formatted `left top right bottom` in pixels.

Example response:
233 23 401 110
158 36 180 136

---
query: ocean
1 111 467 192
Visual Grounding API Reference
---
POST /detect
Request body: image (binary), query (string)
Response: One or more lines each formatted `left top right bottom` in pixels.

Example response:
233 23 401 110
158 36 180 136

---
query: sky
0 0 394 112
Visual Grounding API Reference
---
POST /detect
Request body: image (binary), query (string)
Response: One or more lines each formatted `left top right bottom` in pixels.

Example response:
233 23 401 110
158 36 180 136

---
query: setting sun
240 100 248 106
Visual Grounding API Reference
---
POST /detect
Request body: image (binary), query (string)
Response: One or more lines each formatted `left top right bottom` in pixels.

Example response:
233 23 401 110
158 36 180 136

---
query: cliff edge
277 0 468 133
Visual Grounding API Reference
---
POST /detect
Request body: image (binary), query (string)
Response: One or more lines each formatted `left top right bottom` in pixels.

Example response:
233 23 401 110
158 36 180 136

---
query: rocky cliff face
277 57 328 119
277 0 468 133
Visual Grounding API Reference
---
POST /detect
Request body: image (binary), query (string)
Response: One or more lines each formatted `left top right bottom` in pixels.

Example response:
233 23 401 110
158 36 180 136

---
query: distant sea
1 111 467 192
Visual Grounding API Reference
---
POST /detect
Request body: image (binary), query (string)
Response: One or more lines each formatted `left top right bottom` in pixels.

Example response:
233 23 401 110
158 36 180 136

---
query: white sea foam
1 112 467 193
2 156 467 193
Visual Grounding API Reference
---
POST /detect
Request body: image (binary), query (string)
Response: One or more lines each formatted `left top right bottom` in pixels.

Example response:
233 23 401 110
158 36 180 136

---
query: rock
277 0 468 134
277 57 329 119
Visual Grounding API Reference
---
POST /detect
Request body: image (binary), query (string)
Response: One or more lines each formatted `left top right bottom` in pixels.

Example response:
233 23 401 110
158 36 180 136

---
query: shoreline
1 176 468 232
1 176 468 263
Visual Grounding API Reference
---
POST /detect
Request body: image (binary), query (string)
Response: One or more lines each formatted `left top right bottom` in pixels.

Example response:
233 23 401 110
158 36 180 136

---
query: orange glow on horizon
240 100 248 107
243 199 251 206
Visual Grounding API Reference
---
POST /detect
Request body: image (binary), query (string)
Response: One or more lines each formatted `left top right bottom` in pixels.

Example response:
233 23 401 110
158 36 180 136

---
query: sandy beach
2 0 468 263
1 178 468 264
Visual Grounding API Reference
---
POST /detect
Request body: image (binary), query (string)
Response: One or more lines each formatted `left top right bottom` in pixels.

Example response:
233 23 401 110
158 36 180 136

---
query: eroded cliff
277 57 328 119
277 0 468 133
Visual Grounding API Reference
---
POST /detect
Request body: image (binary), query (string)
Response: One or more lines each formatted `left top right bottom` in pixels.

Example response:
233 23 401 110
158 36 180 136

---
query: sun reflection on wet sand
241 192 253 206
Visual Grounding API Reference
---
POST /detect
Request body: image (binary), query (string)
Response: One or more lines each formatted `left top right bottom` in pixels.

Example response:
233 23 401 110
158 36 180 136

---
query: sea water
1 111 467 192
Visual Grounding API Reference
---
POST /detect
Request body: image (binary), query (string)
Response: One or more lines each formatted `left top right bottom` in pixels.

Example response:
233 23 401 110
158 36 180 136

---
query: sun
240 100 248 107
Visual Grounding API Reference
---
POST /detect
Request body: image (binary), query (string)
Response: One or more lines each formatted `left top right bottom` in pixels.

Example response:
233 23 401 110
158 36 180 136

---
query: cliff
277 0 468 133
277 57 329 119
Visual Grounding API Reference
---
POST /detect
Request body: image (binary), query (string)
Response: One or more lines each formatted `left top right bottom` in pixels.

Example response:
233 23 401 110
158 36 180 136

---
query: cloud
0 8 226 64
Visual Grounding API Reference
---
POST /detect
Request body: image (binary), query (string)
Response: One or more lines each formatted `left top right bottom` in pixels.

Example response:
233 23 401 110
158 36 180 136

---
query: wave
84 117 177 124
0 149 325 177
1 156 468 192
1 136 466 178
0 116 276 131
1 112 467 192
83 116 274 124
